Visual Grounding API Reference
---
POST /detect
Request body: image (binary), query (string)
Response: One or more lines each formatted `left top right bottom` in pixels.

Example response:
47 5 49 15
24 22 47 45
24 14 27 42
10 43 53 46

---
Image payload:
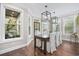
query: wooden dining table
34 34 50 55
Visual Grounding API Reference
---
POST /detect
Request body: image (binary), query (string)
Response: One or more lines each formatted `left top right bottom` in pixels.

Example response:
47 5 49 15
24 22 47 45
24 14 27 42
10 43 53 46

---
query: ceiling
5 3 79 17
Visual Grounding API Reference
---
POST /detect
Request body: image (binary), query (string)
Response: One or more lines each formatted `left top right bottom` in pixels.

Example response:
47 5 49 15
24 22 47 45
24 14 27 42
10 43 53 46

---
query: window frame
63 14 76 35
1 4 24 43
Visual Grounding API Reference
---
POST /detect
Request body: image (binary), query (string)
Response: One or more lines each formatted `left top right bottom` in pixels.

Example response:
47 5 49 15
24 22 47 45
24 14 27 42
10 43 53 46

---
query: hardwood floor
53 41 79 56
0 40 79 56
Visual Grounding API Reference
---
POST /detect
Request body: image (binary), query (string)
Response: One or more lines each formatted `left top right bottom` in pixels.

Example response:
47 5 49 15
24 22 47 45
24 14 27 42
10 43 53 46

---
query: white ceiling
5 3 79 17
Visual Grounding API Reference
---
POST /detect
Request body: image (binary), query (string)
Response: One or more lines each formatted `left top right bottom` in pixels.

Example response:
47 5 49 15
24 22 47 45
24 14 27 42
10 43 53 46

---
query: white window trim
62 13 79 36
0 4 24 43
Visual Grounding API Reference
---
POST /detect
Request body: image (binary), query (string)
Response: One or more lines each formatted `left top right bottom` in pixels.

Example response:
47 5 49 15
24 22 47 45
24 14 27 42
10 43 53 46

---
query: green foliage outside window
5 9 20 39
5 17 20 39
65 19 73 33
76 15 79 26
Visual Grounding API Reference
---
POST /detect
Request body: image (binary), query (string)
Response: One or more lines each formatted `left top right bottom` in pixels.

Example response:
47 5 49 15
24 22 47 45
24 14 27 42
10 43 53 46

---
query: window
34 22 40 31
76 15 79 33
5 9 20 39
64 16 74 34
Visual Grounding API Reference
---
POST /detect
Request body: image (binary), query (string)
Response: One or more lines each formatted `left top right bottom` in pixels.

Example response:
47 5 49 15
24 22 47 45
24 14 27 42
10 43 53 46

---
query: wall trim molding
0 39 33 55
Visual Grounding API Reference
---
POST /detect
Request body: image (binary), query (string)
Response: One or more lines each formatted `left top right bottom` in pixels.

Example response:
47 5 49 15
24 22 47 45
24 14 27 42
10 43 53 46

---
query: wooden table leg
34 37 36 55
44 40 47 55
41 41 42 49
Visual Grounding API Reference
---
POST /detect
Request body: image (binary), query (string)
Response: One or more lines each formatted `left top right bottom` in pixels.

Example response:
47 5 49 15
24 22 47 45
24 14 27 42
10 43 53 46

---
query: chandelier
41 5 52 37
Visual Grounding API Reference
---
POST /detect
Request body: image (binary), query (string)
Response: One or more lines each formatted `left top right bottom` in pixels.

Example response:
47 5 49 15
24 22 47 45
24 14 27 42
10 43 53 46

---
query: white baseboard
26 38 33 46
0 39 33 55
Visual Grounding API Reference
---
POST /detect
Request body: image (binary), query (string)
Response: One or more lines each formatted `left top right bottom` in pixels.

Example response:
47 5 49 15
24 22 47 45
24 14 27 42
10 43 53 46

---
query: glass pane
34 22 40 35
76 15 79 26
64 16 74 34
5 9 20 39
76 15 79 33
